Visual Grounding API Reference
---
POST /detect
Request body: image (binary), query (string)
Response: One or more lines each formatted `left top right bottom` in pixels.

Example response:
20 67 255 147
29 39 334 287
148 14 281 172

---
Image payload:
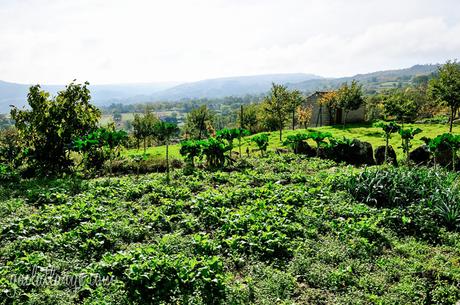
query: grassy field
123 123 460 161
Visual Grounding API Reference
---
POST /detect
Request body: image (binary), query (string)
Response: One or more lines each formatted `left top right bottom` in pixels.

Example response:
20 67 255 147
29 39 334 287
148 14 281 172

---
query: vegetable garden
1 154 460 304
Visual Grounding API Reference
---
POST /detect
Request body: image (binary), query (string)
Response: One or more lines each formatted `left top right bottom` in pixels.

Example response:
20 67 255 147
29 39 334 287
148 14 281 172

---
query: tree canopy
428 60 460 132
10 82 100 174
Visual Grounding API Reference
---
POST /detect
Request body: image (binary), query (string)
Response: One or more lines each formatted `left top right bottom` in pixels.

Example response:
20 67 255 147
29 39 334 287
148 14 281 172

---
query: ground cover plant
1 154 460 304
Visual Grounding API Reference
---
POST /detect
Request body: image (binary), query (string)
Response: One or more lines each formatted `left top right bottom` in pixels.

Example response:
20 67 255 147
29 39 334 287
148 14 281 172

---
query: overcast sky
0 0 459 84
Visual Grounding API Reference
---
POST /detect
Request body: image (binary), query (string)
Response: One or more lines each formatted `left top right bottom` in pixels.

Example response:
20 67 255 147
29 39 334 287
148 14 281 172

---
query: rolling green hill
288 64 439 93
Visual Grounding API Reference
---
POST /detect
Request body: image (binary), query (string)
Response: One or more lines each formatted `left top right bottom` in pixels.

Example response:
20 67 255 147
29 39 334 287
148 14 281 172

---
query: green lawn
123 123 460 161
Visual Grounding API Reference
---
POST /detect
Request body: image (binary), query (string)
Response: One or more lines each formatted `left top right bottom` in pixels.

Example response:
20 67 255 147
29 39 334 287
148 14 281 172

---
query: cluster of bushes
281 122 460 171
282 130 375 165
180 128 251 169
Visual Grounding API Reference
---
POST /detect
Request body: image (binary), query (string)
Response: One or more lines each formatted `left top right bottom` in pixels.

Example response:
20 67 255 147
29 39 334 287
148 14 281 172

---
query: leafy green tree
374 121 401 164
337 80 364 128
262 83 290 141
216 128 238 150
288 90 305 130
184 105 215 140
319 91 339 125
152 121 180 183
239 104 261 134
132 111 159 155
251 134 269 156
429 60 460 132
383 90 418 125
11 82 100 174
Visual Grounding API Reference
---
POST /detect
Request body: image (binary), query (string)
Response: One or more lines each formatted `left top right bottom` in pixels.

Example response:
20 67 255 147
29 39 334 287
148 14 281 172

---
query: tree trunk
292 110 295 130
279 127 282 142
199 114 206 140
450 107 455 133
143 138 147 156
343 111 348 129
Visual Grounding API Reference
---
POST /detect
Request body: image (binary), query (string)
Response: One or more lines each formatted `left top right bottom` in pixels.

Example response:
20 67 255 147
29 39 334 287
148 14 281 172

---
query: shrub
426 133 460 170
73 127 128 174
0 127 22 168
399 127 422 162
374 121 400 164
251 134 269 156
283 133 314 155
0 163 19 182
201 137 233 168
307 131 332 157
11 82 101 175
180 140 203 167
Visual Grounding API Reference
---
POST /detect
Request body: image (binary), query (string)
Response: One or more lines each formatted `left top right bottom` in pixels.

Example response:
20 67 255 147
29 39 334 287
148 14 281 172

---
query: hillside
0 64 440 113
0 81 30 112
149 73 321 100
288 64 439 92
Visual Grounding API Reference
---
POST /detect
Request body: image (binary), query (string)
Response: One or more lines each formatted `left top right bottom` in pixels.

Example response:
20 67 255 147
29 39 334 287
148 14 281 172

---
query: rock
434 145 453 168
375 145 398 166
350 139 375 165
409 145 431 165
296 142 316 157
327 139 374 165
275 148 289 155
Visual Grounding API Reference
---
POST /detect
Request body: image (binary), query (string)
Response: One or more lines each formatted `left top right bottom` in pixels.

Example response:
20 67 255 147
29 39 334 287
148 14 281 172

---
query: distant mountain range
0 64 439 113
149 73 320 100
0 81 179 113
288 64 439 92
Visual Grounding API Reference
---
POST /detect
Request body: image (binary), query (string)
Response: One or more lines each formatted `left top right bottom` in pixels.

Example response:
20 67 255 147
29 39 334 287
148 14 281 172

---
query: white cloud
0 0 459 84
